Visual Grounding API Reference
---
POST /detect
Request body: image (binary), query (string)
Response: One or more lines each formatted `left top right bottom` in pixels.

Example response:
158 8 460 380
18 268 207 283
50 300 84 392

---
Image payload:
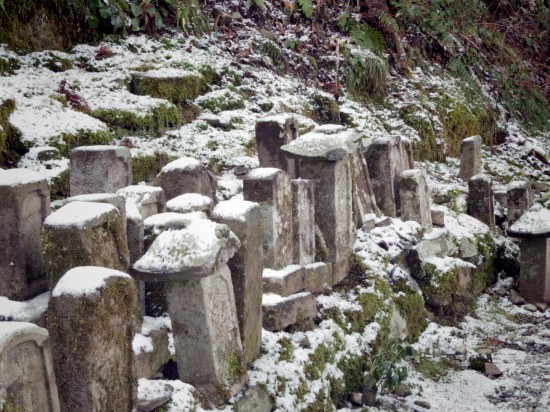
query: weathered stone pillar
401 138 415 170
256 115 299 178
350 149 380 228
48 267 138 412
282 126 357 285
0 322 60 412
58 193 127 233
509 206 550 304
117 185 166 220
399 169 433 232
243 168 293 269
166 193 214 215
155 157 216 201
70 145 132 196
291 179 316 264
212 200 264 366
365 135 406 217
459 135 482 182
42 201 129 290
0 169 50 300
467 174 494 229
132 220 245 405
507 181 532 226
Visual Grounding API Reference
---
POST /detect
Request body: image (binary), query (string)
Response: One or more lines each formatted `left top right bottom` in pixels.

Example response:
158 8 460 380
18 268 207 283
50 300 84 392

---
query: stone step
262 263 333 297
262 292 317 332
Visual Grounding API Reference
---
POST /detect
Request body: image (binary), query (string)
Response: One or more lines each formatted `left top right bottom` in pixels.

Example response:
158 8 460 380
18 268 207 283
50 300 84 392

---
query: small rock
495 288 508 297
524 304 538 312
484 287 493 295
476 348 492 356
426 311 435 322
535 302 548 312
414 399 431 409
297 335 310 349
510 289 526 305
455 344 467 355
349 392 363 406
362 216 376 231
235 387 273 412
376 217 393 227
394 383 412 397
36 147 60 161
234 165 250 176
138 382 174 412
484 362 503 378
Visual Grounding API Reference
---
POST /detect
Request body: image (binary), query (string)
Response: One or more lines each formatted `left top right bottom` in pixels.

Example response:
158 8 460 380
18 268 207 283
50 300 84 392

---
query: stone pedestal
509 207 550 304
60 193 127 233
0 322 60 412
42 201 129 290
282 127 358 285
212 200 264 365
459 135 482 182
467 174 494 229
243 168 293 270
507 181 532 226
399 170 432 232
0 169 50 300
132 220 245 405
48 267 138 412
291 179 315 264
156 157 216 201
70 145 132 196
256 115 299 178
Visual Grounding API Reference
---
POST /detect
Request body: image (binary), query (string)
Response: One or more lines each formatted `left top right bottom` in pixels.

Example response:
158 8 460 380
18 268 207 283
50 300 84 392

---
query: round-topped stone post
154 157 216 201
282 125 358 285
459 135 482 182
507 181 532 226
508 205 550 304
467 174 495 229
132 220 245 405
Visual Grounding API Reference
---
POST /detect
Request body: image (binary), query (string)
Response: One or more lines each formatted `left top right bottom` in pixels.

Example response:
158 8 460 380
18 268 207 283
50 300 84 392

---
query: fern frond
298 0 314 19
379 11 399 33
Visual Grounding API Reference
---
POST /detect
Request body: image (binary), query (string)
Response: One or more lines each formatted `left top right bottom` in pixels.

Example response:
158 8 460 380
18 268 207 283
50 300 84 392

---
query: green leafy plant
362 338 416 406
297 0 314 19
86 0 128 31
130 0 174 32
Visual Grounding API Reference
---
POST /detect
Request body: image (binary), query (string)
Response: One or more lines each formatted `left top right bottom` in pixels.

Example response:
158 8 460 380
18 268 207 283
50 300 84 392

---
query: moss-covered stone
44 53 73 72
0 57 20 75
130 71 204 105
0 99 28 168
132 151 176 185
400 105 438 162
307 92 340 124
470 233 497 294
50 168 70 201
394 292 427 342
278 337 294 362
52 130 112 157
196 90 245 114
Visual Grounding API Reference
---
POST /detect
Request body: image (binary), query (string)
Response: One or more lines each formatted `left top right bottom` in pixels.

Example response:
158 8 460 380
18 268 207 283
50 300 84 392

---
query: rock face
256 115 299 178
467 174 495 229
156 157 216 201
69 145 132 196
507 181 532 226
212 200 264 366
48 267 138 412
243 168 294 270
0 322 61 412
459 135 482 182
132 220 245 404
291 179 316 264
399 169 433 232
41 201 129 290
0 169 50 300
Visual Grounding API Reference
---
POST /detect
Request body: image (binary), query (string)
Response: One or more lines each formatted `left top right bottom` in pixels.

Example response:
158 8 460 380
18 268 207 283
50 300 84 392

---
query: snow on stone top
212 199 257 222
0 292 49 323
166 193 213 213
44 201 117 229
247 167 281 179
72 145 130 158
508 206 550 236
423 256 476 272
0 168 46 187
160 157 203 173
470 174 491 182
507 181 529 191
257 114 295 126
133 219 240 277
132 68 199 79
281 127 360 160
52 266 132 298
462 135 481 143
69 193 122 203
117 185 164 216
118 185 163 196
0 322 48 351
400 169 422 179
313 124 346 134
144 211 206 230
263 265 303 279
262 292 311 306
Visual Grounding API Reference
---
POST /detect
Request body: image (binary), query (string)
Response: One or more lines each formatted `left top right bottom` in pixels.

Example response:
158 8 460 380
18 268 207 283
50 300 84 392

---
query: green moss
0 99 28 168
394 292 427 342
44 53 73 72
336 354 368 399
344 50 388 101
400 108 438 162
307 92 340 124
50 169 70 201
259 40 285 73
130 72 203 105
471 233 497 294
225 351 244 387
52 129 112 157
412 356 455 381
196 90 245 114
0 57 20 75
278 337 294 362
314 226 329 262
304 343 336 380
132 151 176 184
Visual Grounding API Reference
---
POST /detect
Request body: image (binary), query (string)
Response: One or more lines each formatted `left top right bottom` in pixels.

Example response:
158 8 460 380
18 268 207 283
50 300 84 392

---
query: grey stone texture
155 157 216 201
166 193 213 215
350 150 380 228
291 179 316 264
243 168 294 270
431 207 445 227
60 193 127 232
0 169 50 300
256 115 299 178
234 387 273 412
69 145 132 196
262 292 317 332
48 267 138 412
263 265 305 297
134 329 171 379
459 135 482 182
399 169 433 232
212 200 264 366
467 174 495 229
365 135 409 217
42 201 129 290
507 181 532 226
303 262 333 293
0 322 60 412
117 185 166 220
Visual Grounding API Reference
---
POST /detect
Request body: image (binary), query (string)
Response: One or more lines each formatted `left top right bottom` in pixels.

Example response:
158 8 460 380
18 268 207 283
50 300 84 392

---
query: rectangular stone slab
262 292 317 332
467 174 495 229
518 237 550 304
507 181 532 226
399 169 433 232
459 135 482 182
291 179 316 264
256 115 299 178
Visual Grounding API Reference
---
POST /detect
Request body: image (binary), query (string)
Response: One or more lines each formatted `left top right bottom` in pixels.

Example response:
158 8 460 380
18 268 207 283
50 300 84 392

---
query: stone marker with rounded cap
0 321 60 412
508 205 550 304
0 169 50 300
282 125 357 284
212 199 264 366
399 169 433 232
507 181 532 226
155 157 216 201
70 145 132 196
131 220 245 405
459 135 482 182
48 266 138 412
41 201 129 290
166 193 214 215
467 174 495 229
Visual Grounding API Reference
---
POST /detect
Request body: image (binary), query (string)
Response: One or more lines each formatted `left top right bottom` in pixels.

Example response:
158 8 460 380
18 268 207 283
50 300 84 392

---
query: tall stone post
399 169 433 232
459 135 482 182
291 179 316 264
350 149 380 228
282 126 358 285
467 174 495 229
0 169 50 300
507 181 532 226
